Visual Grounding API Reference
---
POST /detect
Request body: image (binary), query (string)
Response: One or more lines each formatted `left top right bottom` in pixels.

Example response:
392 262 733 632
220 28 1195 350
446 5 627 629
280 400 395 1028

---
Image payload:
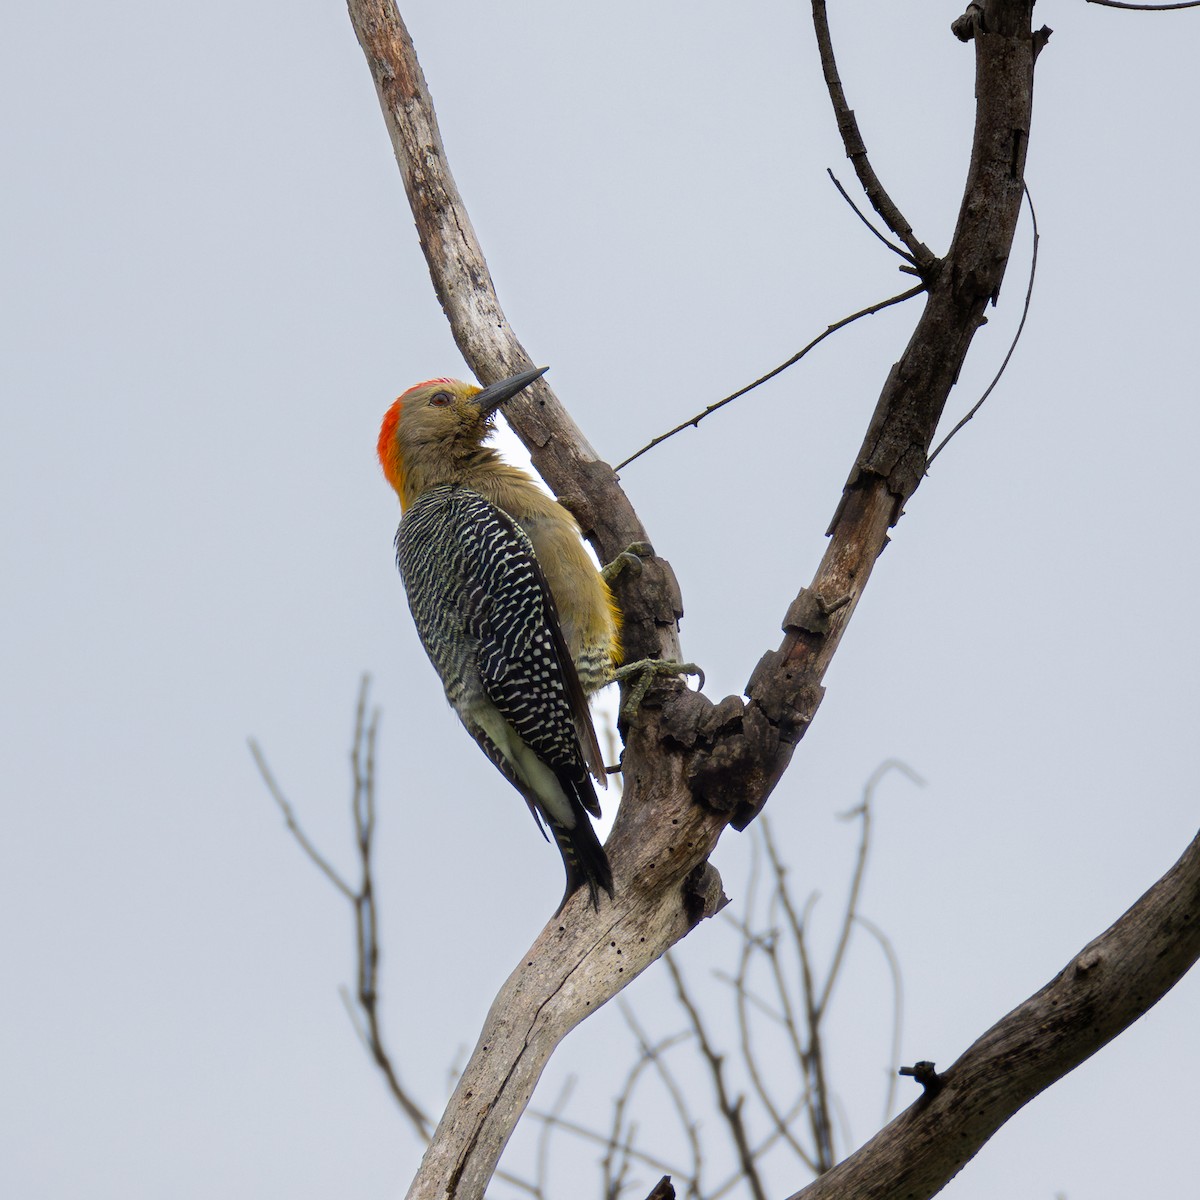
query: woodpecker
378 366 615 911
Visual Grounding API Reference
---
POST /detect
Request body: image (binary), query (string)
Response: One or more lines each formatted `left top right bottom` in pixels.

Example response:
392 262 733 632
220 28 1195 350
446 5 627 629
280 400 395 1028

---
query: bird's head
377 367 548 509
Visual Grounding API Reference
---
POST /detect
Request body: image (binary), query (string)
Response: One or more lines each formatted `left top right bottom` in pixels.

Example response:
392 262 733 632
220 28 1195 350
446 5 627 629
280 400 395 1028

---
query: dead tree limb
785 828 1200 1200
343 2 1058 1198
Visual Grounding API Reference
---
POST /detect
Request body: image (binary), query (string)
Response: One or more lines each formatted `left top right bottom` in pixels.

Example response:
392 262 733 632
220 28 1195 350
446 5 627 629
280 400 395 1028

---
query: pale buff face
378 378 493 509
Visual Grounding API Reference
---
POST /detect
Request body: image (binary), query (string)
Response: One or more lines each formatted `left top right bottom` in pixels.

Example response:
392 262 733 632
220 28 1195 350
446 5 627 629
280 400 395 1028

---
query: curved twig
762 886 817 1111
1085 0 1200 8
532 1077 573 1200
826 170 916 264
706 1096 814 1200
251 740 355 901
821 761 924 1014
615 285 924 471
730 920 820 1172
811 1 938 273
789 892 836 1172
664 953 769 1200
524 1107 684 1184
853 915 905 1124
253 679 434 1142
617 1005 705 1195
926 184 1040 468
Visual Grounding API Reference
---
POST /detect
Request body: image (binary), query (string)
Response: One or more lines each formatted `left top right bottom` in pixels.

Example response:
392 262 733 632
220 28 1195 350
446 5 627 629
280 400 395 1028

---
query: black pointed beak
473 366 549 416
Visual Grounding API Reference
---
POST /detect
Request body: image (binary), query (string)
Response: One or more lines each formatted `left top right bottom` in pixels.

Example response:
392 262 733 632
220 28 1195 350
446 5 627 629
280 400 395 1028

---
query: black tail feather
550 805 613 915
472 723 612 911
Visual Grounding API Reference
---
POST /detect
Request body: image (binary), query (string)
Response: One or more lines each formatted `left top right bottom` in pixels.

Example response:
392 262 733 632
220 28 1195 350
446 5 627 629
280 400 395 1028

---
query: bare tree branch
708 1097 813 1200
342 1 663 626
396 860 726 1200
926 184 1040 468
525 1105 686 1185
810 1 938 274
342 3 1059 1197
253 679 434 1142
665 954 769 1200
618 1004 705 1195
532 1077 573 1200
613 285 924 472
729 921 820 1173
788 892 835 1172
694 3 1052 834
251 739 355 902
853 916 905 1124
1085 0 1200 9
786 828 1200 1200
822 761 923 1014
825 170 917 265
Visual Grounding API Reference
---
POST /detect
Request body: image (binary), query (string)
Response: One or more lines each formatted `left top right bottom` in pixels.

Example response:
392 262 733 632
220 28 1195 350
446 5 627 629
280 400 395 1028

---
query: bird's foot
600 541 654 585
611 657 705 718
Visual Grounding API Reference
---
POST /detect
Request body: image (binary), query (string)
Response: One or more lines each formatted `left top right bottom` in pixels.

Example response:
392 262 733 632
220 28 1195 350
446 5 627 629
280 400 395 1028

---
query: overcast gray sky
3 3 1198 1198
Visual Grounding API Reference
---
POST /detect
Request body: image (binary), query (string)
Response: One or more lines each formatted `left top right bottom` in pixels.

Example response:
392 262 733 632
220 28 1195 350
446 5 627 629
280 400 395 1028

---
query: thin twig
492 1173 543 1200
525 1110 685 1184
534 1077 574 1200
250 740 355 901
758 835 814 1066
603 1041 640 1199
707 1097 814 1200
854 914 905 1123
826 170 915 264
815 795 871 1020
759 891 812 1100
593 1025 697 1196
1085 0 1200 7
793 895 836 1172
338 984 371 1051
725 846 818 1168
347 689 432 1138
820 760 923 1014
611 1122 640 1200
608 1123 635 1200
665 953 770 1200
618 1004 705 1195
811 0 936 272
714 961 790 1028
615 285 923 471
731 917 820 1171
762 831 836 1172
926 185 1040 467
252 678 434 1142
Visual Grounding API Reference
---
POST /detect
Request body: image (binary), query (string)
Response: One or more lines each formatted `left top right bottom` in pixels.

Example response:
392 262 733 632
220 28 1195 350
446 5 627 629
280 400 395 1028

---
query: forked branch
811 1 938 275
344 3 1057 1199
251 679 432 1140
786 829 1200 1200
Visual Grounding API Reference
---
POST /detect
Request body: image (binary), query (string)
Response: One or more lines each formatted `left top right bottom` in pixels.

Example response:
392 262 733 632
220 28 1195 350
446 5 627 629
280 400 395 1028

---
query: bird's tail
549 785 614 915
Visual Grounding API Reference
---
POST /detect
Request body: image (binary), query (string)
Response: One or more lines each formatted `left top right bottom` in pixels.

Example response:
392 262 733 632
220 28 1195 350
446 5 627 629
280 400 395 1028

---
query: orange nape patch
377 399 406 498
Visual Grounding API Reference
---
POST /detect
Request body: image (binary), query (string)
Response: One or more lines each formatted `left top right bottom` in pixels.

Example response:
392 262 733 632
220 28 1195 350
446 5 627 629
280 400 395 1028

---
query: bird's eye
429 391 453 407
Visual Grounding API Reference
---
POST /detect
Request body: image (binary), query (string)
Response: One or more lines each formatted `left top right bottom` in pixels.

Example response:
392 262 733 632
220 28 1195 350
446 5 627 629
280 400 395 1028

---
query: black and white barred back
396 484 612 910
